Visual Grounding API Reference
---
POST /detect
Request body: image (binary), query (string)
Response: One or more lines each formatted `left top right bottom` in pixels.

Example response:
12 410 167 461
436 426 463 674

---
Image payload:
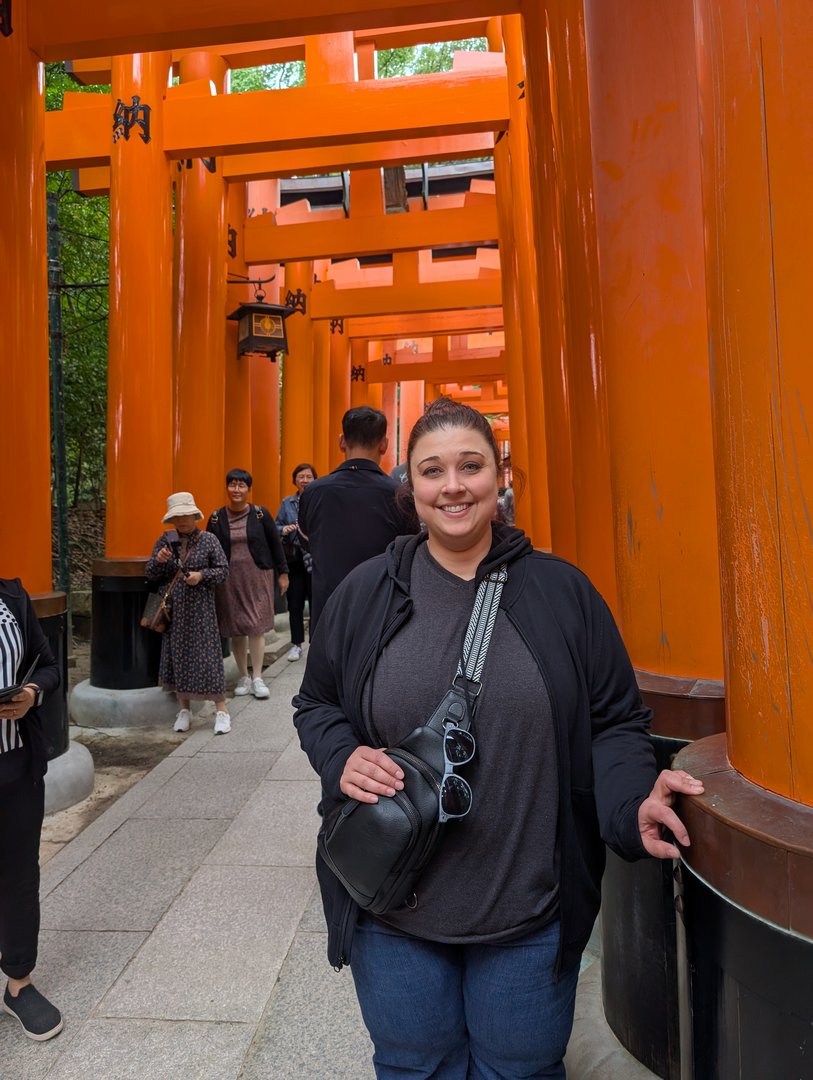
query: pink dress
215 507 276 636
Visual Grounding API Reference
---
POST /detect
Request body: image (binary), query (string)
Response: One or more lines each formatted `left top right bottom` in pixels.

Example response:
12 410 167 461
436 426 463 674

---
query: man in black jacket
298 407 410 634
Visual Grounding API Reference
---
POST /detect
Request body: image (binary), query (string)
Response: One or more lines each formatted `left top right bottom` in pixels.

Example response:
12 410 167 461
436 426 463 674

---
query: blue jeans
351 915 579 1079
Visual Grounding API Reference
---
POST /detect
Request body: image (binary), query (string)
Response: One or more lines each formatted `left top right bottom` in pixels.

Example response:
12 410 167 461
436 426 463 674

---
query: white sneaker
234 675 252 696
287 645 302 662
213 711 231 735
173 709 191 733
252 677 270 699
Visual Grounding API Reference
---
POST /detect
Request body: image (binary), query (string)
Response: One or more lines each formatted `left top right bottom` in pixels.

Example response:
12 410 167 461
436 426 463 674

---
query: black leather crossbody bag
318 565 507 915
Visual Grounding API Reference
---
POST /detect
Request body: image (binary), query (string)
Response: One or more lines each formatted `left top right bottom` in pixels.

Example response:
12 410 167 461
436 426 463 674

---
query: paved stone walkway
1 638 655 1079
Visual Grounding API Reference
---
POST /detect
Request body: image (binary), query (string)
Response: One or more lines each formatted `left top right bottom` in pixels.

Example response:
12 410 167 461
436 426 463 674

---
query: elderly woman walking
146 492 231 735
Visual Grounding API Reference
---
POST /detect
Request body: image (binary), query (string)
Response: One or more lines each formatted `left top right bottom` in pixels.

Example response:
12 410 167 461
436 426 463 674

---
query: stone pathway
2 642 655 1079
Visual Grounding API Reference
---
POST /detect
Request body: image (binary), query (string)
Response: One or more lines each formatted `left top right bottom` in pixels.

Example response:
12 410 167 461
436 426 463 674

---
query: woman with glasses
207 469 289 700
293 399 703 1080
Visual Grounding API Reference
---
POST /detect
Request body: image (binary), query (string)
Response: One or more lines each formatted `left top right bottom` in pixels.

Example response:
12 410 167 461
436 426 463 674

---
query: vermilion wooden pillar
381 380 398 474
688 0 813 802
520 3 578 564
399 381 425 462
545 0 617 609
280 259 315 496
585 0 723 692
328 325 351 471
223 180 252 477
350 340 369 408
492 16 550 546
583 5 724 1075
173 52 228 520
672 4 813 1075
488 22 534 540
247 179 281 513
108 52 174 556
0 6 52 591
312 319 331 478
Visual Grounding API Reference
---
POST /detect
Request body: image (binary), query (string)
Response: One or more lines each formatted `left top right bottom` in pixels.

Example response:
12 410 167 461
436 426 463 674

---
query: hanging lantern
227 283 301 362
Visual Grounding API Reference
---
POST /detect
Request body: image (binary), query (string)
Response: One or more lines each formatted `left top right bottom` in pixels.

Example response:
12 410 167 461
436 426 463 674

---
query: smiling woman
409 407 501 579
293 398 704 1080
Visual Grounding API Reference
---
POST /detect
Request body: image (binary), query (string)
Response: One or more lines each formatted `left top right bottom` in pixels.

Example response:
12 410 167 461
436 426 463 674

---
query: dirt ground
40 624 292 862
40 639 196 863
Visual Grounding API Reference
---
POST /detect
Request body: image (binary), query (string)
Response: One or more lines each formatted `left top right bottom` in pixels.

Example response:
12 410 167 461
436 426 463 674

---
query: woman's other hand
282 523 298 536
278 573 289 595
185 571 203 586
340 746 405 803
156 545 173 564
0 687 36 723
637 769 705 859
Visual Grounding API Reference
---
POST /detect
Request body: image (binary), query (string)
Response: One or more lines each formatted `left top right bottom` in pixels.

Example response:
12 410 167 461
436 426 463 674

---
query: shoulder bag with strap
318 564 508 915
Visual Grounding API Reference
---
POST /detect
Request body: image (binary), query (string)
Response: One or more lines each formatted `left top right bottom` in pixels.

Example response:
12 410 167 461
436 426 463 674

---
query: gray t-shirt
366 542 559 943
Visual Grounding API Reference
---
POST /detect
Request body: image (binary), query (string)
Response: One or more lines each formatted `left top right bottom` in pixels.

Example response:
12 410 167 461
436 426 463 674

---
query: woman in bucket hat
146 492 232 734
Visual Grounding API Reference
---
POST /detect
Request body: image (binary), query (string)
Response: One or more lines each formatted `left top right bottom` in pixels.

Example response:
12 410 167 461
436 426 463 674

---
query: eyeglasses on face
227 481 249 489
439 723 475 823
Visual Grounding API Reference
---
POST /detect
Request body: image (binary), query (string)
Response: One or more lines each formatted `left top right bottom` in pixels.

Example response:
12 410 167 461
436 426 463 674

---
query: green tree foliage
378 38 487 79
46 64 110 506
230 62 305 92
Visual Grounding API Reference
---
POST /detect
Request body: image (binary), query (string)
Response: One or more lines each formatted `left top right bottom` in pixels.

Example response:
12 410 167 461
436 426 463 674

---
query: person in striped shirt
0 578 62 1042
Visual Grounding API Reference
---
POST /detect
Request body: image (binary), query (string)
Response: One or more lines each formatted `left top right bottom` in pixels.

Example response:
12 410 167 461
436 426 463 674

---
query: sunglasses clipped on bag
438 723 476 823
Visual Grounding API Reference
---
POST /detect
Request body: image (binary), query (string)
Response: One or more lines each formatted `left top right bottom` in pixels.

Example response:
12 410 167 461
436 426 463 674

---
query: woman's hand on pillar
637 769 705 859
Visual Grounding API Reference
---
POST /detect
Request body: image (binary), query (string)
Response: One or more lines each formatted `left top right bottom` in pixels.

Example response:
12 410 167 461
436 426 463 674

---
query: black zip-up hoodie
293 524 657 973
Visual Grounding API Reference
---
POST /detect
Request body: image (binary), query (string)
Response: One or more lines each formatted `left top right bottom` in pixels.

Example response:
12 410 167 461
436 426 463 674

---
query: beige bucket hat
162 491 203 523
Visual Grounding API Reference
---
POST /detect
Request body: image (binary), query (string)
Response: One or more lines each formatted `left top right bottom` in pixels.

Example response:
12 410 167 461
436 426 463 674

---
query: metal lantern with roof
227 282 305 362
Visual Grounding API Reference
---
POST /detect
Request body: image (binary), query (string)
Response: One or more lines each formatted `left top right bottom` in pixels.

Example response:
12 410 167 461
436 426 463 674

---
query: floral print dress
146 529 229 699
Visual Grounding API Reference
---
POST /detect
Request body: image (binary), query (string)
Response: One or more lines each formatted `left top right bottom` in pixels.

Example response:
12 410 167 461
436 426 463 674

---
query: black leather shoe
3 983 63 1041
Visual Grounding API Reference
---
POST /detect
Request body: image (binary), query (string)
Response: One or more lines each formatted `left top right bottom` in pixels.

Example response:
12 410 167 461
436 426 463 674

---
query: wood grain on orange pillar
488 20 534 541
247 179 282 513
224 181 252 476
0 9 52 590
350 339 369 408
329 327 351 471
520 3 577 564
280 260 315 497
585 0 722 679
108 53 174 558
695 0 813 802
173 52 228 521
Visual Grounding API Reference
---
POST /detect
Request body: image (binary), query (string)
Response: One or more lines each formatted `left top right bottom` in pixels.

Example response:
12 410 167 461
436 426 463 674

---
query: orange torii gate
4 3 813 1074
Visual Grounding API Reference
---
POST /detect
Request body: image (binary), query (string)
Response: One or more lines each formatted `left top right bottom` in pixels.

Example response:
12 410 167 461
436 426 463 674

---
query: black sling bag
318 565 507 915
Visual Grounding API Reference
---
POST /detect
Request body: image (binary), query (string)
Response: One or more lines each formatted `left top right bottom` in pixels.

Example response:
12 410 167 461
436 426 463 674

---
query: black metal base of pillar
90 558 160 690
31 592 69 760
601 734 684 1080
685 866 813 1079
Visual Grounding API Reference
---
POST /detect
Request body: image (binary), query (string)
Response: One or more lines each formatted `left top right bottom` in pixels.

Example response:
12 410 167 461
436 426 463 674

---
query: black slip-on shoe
3 983 64 1041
